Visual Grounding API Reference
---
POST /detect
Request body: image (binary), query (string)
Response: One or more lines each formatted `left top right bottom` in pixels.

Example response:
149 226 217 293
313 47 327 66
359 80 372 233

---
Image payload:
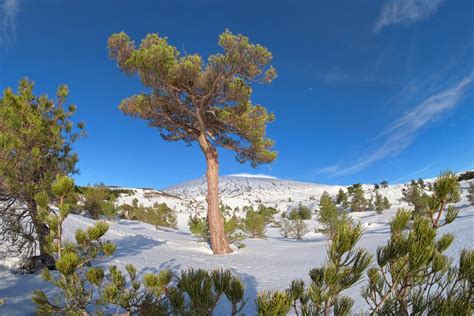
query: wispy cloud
1 0 19 46
316 73 473 177
374 0 444 32
391 162 436 183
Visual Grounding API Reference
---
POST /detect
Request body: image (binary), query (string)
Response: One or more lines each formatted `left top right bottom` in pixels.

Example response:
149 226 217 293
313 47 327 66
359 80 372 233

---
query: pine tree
243 208 267 238
108 30 277 254
335 188 349 211
348 184 368 212
281 218 372 315
373 192 390 214
380 180 389 188
35 175 76 259
288 203 312 220
0 79 84 260
362 171 470 315
402 179 429 216
32 222 117 314
317 191 340 239
288 219 309 240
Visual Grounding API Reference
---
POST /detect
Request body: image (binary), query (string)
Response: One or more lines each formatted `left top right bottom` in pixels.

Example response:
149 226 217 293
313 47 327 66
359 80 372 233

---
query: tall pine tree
108 30 277 254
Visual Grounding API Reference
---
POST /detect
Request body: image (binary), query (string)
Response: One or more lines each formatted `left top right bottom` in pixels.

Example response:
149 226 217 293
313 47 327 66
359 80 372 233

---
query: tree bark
28 200 50 256
197 134 233 255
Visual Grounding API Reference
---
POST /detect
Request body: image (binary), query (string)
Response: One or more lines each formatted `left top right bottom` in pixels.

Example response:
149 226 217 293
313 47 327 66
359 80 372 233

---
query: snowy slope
130 174 407 216
0 177 472 315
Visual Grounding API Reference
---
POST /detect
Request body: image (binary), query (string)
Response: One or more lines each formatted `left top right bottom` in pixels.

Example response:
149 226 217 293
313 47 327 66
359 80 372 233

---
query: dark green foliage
373 192 391 214
257 204 278 223
243 208 267 238
174 268 246 315
188 207 244 245
121 202 177 229
256 291 292 316
458 170 474 181
279 218 372 315
380 180 389 188
362 172 471 315
108 30 277 166
32 222 116 315
317 191 340 239
33 223 247 315
36 175 76 258
402 179 429 216
188 215 210 240
139 203 176 229
335 188 349 211
0 79 84 258
348 183 369 212
288 203 312 220
80 184 118 219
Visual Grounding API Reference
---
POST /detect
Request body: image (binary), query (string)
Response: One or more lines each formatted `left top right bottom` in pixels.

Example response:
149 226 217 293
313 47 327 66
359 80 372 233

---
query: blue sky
1 0 473 188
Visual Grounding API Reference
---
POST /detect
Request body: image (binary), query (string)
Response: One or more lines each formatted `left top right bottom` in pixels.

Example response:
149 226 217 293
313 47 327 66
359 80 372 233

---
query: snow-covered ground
0 176 473 315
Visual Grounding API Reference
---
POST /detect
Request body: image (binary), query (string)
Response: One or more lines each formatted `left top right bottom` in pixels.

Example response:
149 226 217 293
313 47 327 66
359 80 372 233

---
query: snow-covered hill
119 174 406 218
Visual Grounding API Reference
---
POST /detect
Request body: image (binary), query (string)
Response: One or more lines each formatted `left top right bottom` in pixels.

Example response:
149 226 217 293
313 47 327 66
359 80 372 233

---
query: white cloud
317 74 473 177
1 0 19 46
374 0 444 32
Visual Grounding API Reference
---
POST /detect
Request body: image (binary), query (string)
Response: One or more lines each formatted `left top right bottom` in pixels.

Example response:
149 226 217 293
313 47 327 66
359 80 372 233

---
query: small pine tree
256 291 292 316
278 219 291 238
317 191 340 239
348 184 368 212
373 192 390 214
402 179 429 216
188 215 210 240
243 208 267 238
380 180 389 188
32 222 117 314
335 188 349 211
281 218 372 315
362 171 470 315
288 203 312 220
288 220 309 240
35 175 76 259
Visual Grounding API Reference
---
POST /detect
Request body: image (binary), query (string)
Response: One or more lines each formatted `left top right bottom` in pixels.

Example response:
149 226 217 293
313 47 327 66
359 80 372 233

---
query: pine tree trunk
198 134 233 255
29 200 50 256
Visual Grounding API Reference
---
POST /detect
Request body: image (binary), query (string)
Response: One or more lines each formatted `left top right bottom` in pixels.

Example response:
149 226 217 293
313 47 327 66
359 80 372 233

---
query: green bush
126 202 177 229
188 215 210 241
243 208 267 238
288 203 312 220
373 192 391 214
80 184 118 219
188 214 244 246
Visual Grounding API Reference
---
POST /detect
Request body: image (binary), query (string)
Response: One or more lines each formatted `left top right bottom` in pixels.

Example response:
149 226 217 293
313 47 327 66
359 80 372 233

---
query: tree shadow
111 235 166 261
0 267 51 316
213 269 259 315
